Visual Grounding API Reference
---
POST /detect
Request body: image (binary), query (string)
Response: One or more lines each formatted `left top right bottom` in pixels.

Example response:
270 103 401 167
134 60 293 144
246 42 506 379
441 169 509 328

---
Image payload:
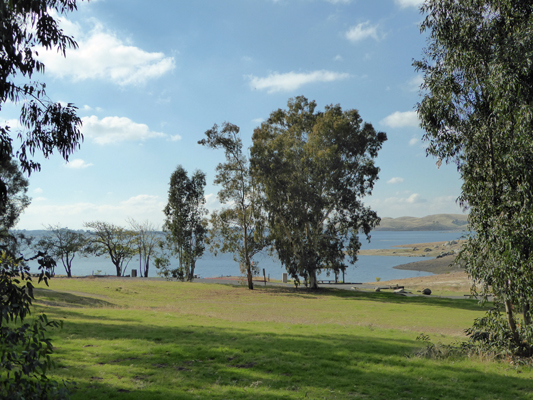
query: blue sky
5 0 464 230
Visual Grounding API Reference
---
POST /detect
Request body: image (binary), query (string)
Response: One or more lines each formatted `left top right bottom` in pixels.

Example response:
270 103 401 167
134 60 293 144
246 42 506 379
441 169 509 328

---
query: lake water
27 230 468 282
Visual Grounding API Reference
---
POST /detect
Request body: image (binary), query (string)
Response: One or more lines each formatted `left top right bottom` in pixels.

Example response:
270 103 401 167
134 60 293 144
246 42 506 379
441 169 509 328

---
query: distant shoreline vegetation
373 213 469 231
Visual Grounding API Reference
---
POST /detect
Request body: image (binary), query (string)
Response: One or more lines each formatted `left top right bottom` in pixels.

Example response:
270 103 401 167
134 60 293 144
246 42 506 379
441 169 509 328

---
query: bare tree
127 218 161 278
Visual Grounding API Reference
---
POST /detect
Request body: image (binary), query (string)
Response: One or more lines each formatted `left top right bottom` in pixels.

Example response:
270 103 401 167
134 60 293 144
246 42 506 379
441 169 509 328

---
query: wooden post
263 268 266 286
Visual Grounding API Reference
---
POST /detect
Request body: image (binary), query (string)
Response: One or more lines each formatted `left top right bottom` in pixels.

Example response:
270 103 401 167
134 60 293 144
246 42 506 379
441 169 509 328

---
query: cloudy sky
5 0 464 230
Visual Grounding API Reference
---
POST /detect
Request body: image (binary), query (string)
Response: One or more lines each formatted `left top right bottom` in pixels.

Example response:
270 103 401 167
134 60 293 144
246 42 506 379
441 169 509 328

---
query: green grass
26 278 533 399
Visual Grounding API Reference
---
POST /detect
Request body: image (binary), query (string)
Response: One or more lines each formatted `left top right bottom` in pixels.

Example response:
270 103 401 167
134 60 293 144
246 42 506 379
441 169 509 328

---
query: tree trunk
524 303 531 326
504 299 520 344
246 263 254 290
308 268 318 290
189 261 195 282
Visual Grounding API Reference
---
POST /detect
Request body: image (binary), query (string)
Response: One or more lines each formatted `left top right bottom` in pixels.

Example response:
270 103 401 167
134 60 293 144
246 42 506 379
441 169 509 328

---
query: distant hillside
374 214 469 231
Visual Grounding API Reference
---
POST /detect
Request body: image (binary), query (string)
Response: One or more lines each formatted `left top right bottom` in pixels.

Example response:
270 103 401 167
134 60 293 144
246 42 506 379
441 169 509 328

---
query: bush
0 251 70 400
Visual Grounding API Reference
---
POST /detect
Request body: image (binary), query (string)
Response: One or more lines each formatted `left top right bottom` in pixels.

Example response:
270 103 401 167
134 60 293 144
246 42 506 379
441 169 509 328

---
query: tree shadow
34 288 116 308
251 285 488 312
47 318 533 400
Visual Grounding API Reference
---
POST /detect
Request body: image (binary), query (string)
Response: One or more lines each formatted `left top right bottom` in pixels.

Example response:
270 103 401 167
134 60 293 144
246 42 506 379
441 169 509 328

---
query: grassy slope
375 214 469 231
29 278 533 400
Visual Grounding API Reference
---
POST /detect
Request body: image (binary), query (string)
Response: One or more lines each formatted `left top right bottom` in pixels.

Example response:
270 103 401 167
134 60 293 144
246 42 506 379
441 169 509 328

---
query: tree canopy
85 221 136 277
251 96 386 289
0 0 82 177
415 0 533 355
36 225 90 278
199 123 268 290
0 158 30 233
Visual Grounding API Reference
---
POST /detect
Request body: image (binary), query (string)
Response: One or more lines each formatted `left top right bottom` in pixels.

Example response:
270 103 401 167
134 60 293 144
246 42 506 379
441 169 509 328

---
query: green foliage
251 96 386 289
415 0 533 354
1 1 83 398
160 166 207 281
0 0 82 178
84 221 137 277
0 159 30 232
199 122 269 290
0 252 69 400
35 225 91 278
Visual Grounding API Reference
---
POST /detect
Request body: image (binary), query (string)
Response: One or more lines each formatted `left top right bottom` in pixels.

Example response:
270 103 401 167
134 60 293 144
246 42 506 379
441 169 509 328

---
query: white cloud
34 188 43 194
36 21 175 86
381 111 419 128
65 159 93 169
247 70 350 93
18 195 166 230
409 137 419 146
408 75 424 92
334 55 343 61
406 193 426 204
81 116 169 145
168 134 182 142
387 177 404 184
395 0 424 9
1 119 20 129
252 118 264 124
345 21 381 43
326 0 352 3
367 194 462 218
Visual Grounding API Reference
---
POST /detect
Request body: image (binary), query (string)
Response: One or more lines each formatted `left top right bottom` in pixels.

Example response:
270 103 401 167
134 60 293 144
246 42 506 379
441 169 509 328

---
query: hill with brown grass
374 213 469 231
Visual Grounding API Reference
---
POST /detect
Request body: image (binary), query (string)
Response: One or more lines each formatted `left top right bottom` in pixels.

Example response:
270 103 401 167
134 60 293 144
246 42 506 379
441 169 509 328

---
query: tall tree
128 218 161 278
84 221 136 277
199 123 268 290
415 0 533 355
160 166 207 281
1 1 83 397
251 96 386 289
35 225 90 278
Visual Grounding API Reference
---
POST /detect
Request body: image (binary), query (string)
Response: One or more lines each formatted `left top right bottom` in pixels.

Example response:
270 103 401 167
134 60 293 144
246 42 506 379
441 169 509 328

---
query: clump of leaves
0 252 70 399
465 309 533 359
414 333 465 360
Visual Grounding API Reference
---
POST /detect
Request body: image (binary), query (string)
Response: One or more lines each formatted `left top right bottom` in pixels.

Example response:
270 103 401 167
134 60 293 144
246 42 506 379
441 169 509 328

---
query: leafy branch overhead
1 1 84 398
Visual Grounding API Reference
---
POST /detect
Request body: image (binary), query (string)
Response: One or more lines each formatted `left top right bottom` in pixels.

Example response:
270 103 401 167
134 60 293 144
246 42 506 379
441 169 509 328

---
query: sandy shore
394 254 464 274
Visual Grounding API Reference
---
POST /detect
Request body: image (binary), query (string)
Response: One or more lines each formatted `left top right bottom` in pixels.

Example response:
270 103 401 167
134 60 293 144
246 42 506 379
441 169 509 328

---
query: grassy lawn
27 277 533 399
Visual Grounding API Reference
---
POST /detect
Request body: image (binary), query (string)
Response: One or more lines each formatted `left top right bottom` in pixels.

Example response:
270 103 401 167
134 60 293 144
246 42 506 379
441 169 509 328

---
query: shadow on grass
34 287 116 308
250 285 488 312
45 310 532 400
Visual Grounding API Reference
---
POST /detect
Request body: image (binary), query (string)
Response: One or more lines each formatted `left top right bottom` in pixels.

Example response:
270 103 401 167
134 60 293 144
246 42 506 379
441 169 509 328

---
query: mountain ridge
374 213 468 231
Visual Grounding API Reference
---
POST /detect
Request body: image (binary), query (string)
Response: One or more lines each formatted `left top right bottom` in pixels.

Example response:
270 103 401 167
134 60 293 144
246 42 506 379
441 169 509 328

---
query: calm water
26 230 467 282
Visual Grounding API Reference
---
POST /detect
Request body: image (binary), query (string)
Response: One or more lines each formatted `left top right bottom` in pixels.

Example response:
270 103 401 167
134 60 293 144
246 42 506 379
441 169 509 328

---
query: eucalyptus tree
160 166 207 281
251 96 386 289
1 1 83 398
36 225 90 277
84 221 137 277
415 0 533 354
199 123 268 290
